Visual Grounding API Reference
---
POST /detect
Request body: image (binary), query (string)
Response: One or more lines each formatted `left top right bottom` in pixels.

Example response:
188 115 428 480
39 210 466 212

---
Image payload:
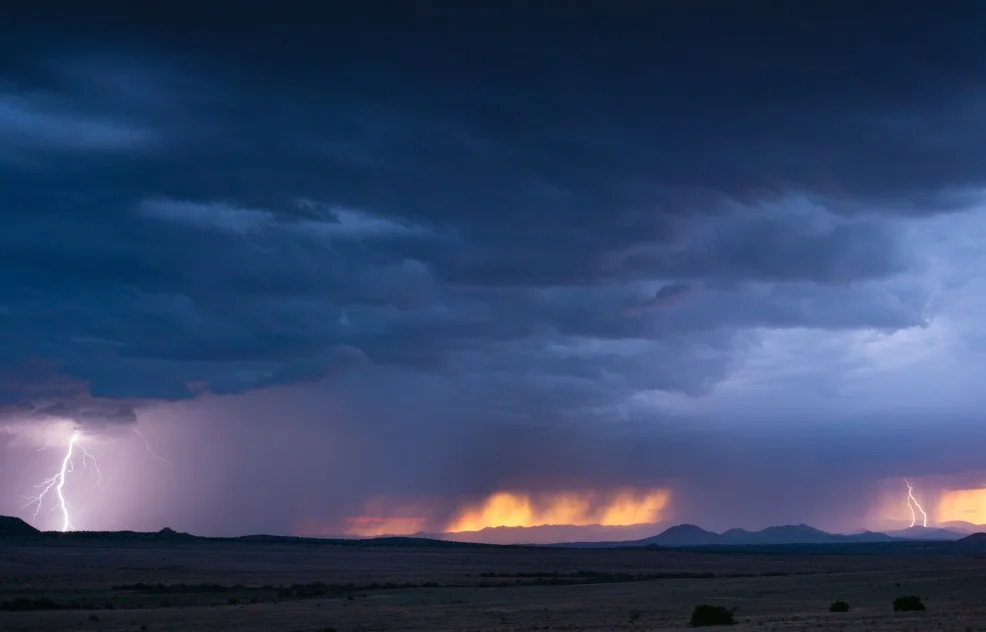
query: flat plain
3 538 986 631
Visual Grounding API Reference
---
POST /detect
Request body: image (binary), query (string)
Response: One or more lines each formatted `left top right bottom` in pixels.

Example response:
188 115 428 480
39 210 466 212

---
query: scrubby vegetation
0 597 61 612
110 580 442 601
689 604 736 626
477 570 717 587
893 595 926 611
829 600 850 612
0 597 118 612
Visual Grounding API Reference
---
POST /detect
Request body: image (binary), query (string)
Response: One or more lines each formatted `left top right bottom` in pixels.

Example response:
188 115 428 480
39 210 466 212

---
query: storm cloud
2 2 986 535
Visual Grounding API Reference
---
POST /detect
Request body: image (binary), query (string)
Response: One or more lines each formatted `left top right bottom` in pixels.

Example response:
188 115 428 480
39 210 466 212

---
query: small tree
690 604 736 627
829 600 850 612
893 595 926 612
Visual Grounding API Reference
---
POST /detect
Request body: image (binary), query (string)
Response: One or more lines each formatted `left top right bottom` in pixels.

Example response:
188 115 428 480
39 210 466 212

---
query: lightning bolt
133 428 172 464
80 442 105 492
905 479 928 528
21 430 103 532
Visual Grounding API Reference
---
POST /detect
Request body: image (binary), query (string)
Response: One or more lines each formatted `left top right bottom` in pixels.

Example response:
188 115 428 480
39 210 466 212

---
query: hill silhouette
0 516 39 536
884 526 965 540
641 524 721 546
635 523 894 547
958 532 986 545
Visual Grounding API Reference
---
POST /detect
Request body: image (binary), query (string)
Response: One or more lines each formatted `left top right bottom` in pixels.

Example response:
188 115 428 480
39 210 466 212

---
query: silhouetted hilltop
0 516 40 537
958 532 986 545
642 524 721 546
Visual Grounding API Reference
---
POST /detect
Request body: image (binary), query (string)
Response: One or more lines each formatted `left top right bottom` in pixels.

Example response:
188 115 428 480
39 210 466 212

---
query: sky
3 1 986 539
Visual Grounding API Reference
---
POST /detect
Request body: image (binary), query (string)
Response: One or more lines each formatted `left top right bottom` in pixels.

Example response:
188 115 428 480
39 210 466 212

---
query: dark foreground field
3 538 986 631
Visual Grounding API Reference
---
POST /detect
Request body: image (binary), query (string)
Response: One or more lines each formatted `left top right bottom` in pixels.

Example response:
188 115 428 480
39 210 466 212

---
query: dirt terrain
2 539 986 631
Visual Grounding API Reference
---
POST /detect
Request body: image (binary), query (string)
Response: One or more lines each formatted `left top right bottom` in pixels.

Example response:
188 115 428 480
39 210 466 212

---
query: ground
2 539 986 631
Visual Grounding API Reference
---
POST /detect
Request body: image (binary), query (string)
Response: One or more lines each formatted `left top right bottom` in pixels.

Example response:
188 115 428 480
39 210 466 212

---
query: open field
3 539 986 631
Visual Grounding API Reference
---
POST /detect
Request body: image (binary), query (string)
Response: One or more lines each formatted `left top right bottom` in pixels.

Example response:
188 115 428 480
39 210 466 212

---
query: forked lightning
21 430 102 532
905 479 928 528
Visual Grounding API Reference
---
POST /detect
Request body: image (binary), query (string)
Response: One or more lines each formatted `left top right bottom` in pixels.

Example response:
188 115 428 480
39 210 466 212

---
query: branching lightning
18 425 170 532
21 430 103 532
905 479 928 528
133 428 172 464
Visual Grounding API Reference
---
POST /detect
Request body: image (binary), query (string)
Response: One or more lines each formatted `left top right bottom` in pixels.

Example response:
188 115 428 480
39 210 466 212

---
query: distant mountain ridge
1 515 977 549
638 523 897 547
0 516 507 548
882 525 967 541
550 522 970 548
415 521 971 546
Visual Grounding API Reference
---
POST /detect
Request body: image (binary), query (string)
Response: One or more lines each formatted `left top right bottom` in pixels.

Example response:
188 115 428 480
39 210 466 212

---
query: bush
0 597 60 612
829 600 850 612
690 604 736 627
893 595 926 612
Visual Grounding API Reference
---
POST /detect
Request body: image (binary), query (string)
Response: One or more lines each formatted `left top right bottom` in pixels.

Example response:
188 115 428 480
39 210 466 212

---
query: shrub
690 604 736 627
893 595 926 612
0 597 60 611
829 600 850 612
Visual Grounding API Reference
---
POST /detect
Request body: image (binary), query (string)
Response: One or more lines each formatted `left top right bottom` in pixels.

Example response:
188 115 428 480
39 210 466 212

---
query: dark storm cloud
1 3 973 407
2 1 985 532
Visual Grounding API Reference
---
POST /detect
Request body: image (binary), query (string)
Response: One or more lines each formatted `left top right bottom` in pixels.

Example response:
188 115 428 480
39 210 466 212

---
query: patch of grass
110 579 443 604
113 582 231 594
829 600 850 612
893 595 926 612
477 570 717 587
0 598 60 612
690 604 736 627
0 598 118 612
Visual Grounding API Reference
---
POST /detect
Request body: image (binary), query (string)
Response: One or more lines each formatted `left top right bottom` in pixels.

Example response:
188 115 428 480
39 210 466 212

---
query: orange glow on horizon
937 488 986 525
445 488 671 533
344 516 429 537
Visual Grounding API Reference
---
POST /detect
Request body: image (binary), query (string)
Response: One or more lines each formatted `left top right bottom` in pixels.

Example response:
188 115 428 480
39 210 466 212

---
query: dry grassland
2 540 986 631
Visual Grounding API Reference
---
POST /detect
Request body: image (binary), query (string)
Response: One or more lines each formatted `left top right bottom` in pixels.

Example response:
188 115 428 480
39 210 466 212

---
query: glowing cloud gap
905 479 928 528
937 488 986 525
445 488 671 533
